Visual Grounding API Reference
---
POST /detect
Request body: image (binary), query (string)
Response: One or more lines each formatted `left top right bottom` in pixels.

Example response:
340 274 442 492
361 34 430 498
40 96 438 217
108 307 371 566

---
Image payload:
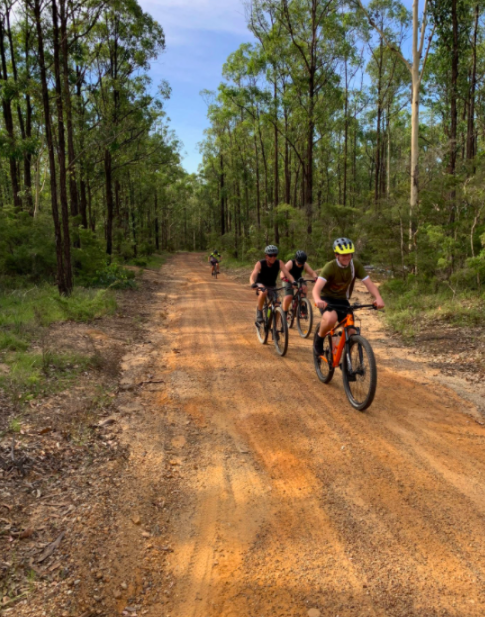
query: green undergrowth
0 285 117 405
127 252 167 271
381 278 485 340
215 255 253 270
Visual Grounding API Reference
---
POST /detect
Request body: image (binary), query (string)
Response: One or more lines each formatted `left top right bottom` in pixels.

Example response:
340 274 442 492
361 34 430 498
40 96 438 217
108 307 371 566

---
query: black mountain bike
210 261 219 279
313 303 378 411
286 278 314 338
252 285 290 356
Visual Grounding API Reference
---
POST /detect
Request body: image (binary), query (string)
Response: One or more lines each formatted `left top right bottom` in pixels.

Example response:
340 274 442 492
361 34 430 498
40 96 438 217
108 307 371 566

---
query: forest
196 0 485 310
1 0 484 305
0 0 196 295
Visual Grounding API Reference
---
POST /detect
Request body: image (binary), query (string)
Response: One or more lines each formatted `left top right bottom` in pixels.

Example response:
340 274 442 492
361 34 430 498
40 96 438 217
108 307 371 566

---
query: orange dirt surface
16 252 485 617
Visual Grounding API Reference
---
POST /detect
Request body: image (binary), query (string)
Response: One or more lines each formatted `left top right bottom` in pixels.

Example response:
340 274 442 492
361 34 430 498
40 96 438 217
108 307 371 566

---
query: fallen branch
37 531 65 563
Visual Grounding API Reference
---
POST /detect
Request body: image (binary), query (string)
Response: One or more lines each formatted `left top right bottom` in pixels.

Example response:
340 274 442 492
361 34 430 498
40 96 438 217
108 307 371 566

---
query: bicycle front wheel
342 335 377 411
313 332 334 383
256 305 269 345
273 307 289 356
287 306 295 329
296 297 313 338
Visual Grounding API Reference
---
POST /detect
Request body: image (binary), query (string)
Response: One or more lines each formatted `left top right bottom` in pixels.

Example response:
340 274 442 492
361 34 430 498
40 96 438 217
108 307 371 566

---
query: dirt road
100 253 485 617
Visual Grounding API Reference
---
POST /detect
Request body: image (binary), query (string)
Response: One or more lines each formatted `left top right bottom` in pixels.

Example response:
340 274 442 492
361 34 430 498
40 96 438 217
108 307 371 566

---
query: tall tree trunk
253 133 261 227
343 59 349 206
273 78 279 244
0 19 21 210
34 0 67 294
75 67 88 228
284 111 291 205
52 0 73 292
60 0 79 221
23 20 34 213
375 35 383 204
105 149 114 255
6 9 34 213
306 76 314 233
154 190 159 251
466 4 479 164
220 152 225 235
87 178 94 231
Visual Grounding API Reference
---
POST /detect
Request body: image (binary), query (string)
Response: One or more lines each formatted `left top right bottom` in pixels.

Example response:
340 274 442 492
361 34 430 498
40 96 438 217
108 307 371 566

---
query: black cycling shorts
320 296 351 323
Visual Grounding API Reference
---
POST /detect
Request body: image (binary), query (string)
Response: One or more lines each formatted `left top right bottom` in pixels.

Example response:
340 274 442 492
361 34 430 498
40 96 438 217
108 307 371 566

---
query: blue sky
139 0 255 174
138 0 419 175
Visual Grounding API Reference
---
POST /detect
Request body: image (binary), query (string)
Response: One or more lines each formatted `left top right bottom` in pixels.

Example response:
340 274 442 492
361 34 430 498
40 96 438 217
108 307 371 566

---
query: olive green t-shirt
318 258 368 300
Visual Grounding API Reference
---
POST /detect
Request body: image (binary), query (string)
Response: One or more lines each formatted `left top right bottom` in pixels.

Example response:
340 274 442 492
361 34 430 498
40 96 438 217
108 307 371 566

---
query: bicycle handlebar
317 302 378 312
252 284 286 293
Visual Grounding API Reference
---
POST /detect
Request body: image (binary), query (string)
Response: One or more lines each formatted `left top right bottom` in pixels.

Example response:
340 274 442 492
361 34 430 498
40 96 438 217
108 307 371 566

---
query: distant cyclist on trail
250 245 297 325
280 250 318 315
312 238 385 357
208 249 221 275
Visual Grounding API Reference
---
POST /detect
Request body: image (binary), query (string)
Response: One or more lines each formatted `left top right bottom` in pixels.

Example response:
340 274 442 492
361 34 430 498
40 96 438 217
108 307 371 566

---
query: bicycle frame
318 303 375 369
327 313 360 369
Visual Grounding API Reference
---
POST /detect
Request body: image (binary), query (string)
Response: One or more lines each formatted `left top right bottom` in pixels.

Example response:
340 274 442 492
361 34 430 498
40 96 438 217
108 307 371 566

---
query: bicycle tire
214 269 218 279
287 306 295 329
313 332 334 383
342 334 377 411
256 305 269 345
296 297 313 338
273 306 289 356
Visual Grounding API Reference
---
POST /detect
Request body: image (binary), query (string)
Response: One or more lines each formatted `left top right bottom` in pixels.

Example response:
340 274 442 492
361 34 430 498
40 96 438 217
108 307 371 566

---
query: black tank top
256 259 280 287
289 260 304 281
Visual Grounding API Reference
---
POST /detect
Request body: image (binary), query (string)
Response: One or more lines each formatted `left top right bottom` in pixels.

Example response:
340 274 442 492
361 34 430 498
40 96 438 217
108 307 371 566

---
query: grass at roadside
381 279 484 340
127 252 167 270
217 255 253 270
0 286 117 406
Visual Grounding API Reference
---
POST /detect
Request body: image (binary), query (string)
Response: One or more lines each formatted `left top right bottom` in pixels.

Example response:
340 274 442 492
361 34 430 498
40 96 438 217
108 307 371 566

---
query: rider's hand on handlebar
374 298 385 309
291 280 299 287
315 299 327 310
251 283 258 289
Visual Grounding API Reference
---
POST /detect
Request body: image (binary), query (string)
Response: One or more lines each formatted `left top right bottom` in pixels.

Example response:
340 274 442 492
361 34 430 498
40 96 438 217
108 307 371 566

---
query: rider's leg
256 290 268 324
257 290 267 311
314 310 338 355
282 293 293 312
217 262 220 272
318 310 338 337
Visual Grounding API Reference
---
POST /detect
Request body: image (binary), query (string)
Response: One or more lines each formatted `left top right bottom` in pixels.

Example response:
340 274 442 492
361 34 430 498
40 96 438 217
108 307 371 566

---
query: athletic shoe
314 334 324 356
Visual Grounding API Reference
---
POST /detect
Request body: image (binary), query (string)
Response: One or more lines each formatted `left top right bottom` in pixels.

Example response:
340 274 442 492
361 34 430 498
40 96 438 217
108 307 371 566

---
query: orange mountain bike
313 303 378 411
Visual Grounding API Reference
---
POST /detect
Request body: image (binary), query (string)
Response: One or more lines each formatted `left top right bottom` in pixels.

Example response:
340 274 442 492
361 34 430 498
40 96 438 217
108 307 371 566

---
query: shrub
87 263 136 289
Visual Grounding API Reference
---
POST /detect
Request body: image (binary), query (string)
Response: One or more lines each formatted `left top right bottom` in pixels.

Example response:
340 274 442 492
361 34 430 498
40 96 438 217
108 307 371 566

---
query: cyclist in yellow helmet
312 238 384 357
208 249 221 275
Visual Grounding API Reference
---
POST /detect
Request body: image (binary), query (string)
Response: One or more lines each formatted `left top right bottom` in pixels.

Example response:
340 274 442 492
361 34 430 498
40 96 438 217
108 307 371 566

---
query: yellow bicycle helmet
333 237 355 254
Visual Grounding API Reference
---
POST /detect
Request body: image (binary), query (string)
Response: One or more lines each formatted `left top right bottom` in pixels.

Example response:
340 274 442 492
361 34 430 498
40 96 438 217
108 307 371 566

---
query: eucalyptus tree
353 0 435 221
87 0 165 255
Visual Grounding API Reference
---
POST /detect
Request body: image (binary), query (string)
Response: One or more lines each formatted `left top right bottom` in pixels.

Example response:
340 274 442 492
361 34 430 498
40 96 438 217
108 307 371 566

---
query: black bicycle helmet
265 245 279 256
333 237 355 255
295 250 307 264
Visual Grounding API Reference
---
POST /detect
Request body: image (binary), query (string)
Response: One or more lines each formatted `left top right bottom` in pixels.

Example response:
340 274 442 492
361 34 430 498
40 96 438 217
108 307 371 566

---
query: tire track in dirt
131 254 485 617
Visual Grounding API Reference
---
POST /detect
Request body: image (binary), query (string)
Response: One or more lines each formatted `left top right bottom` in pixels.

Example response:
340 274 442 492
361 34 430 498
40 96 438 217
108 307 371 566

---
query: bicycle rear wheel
296 297 313 338
273 307 289 356
342 335 377 411
313 332 334 383
256 305 269 345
